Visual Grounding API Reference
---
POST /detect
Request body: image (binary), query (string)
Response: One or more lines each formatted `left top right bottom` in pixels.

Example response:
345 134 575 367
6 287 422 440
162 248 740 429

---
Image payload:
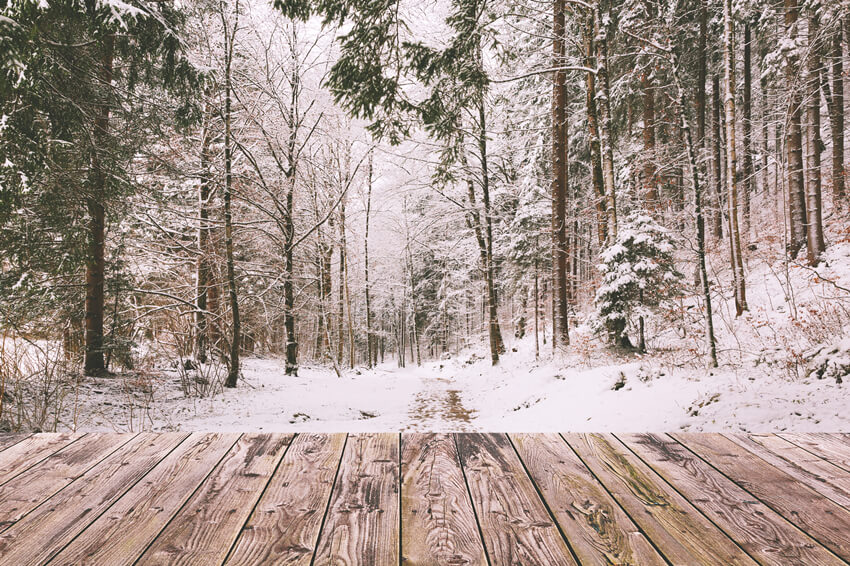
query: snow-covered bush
806 338 850 384
593 211 682 350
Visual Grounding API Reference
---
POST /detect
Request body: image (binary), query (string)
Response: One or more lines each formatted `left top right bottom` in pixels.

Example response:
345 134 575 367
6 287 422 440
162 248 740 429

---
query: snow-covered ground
33 240 850 434
68 337 849 433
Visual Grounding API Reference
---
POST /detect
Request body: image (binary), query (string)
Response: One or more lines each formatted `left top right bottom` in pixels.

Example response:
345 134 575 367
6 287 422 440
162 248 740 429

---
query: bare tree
723 0 748 316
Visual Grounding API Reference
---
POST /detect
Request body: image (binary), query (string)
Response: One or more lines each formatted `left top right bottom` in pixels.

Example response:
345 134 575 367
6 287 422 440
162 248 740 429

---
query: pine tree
0 0 198 376
594 212 682 351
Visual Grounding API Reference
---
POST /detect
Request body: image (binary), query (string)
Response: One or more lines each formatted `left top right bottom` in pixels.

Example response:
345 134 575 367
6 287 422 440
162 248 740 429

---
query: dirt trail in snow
405 376 476 431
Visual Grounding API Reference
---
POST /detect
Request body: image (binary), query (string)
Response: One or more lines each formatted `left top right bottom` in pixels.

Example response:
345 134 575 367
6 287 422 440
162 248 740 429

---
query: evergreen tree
0 0 198 375
594 211 682 351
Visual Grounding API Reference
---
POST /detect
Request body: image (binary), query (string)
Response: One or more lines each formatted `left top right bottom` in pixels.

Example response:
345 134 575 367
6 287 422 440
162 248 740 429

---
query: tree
552 0 569 346
221 0 241 388
785 0 807 259
0 0 197 376
805 10 825 264
594 212 681 351
722 0 747 316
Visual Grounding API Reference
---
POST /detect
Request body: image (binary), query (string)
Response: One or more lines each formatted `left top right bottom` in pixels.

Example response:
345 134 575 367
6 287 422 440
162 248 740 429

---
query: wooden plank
0 432 82 486
511 433 664 566
726 434 850 508
0 432 187 565
0 432 135 530
780 433 850 473
0 434 29 453
456 433 576 565
225 433 347 566
565 433 756 565
313 433 400 566
673 432 850 561
401 433 488 566
136 433 292 566
50 433 239 566
620 433 843 565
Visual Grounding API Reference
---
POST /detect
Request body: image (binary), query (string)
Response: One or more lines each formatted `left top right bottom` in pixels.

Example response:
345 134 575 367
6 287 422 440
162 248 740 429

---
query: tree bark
742 21 754 232
594 3 618 242
723 0 748 316
671 47 719 367
828 23 845 205
223 4 240 389
195 105 212 365
84 33 114 377
364 153 374 368
476 101 506 362
697 0 707 149
583 13 607 247
786 0 807 259
711 74 724 239
552 0 570 347
642 69 657 209
806 12 825 264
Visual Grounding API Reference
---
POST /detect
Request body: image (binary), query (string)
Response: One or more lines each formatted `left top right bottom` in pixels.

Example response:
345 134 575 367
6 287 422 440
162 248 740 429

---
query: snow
67 331 849 434
60 231 850 435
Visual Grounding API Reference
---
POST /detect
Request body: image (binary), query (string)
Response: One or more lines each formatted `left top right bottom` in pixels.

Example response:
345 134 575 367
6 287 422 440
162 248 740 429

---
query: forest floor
68 340 848 433
52 239 850 434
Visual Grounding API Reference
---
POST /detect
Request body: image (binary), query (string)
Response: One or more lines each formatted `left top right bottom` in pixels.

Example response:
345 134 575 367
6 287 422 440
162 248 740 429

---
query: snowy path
69 342 850 433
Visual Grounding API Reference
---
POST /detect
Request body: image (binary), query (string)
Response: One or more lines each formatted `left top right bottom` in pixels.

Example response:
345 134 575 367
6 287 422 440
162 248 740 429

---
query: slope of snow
69 337 849 433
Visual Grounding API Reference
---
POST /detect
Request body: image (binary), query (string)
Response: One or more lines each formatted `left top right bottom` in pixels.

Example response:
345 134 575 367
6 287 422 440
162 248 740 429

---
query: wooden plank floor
1 434 850 565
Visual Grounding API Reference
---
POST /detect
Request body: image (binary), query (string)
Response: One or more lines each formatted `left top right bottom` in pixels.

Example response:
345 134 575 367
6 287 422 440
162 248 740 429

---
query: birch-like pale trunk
723 0 748 316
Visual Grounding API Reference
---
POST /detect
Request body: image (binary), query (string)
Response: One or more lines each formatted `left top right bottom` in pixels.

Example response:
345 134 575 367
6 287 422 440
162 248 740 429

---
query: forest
0 0 849 432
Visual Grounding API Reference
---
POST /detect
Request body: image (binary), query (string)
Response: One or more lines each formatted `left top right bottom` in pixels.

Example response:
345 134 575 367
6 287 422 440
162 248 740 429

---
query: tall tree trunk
672 48 719 367
84 33 114 377
223 5 240 389
534 238 539 359
806 13 825 264
283 172 298 374
723 0 748 316
196 107 212 365
594 4 618 242
642 69 657 209
552 0 570 347
697 0 707 150
711 74 724 239
742 21 754 232
337 196 347 366
583 14 607 247
786 0 807 259
828 23 845 205
364 154 374 368
477 101 506 362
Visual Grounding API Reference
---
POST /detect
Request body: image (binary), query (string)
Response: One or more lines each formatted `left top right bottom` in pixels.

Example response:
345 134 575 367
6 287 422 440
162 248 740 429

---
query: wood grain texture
511 433 664 566
136 433 292 566
0 434 29 453
456 433 576 566
51 433 239 566
401 433 488 566
0 432 134 531
620 433 843 565
0 432 187 565
780 433 850 473
673 432 850 561
225 433 347 566
0 432 82 486
313 433 400 566
727 433 850 508
565 433 757 566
